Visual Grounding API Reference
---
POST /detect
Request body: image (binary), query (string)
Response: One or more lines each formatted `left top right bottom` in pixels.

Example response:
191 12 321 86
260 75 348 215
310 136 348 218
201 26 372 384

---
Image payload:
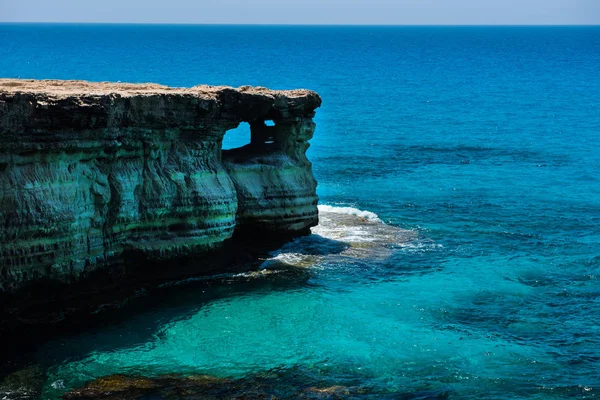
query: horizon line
1 21 599 27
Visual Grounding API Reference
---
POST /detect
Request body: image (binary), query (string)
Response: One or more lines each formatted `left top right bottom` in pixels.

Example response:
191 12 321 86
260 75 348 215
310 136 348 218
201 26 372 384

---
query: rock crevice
0 79 321 293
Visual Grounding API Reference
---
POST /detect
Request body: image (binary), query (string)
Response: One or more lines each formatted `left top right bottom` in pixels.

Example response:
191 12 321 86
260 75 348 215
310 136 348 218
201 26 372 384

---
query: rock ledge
0 79 321 293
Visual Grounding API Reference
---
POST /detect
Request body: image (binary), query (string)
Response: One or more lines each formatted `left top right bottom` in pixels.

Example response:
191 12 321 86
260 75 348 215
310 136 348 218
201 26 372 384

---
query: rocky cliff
0 79 321 293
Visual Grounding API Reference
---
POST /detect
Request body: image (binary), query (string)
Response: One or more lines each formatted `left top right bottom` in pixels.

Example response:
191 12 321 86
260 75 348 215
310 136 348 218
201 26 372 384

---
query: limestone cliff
0 79 321 293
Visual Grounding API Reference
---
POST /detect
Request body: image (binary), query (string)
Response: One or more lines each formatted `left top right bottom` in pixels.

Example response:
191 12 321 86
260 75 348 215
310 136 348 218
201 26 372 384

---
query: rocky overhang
0 79 322 293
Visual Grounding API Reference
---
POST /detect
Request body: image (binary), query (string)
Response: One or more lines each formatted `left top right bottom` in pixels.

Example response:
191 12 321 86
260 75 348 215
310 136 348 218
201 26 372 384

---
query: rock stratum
0 79 321 294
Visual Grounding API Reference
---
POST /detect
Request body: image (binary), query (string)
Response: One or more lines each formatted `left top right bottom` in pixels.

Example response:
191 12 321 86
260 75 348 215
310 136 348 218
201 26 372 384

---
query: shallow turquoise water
1 25 600 398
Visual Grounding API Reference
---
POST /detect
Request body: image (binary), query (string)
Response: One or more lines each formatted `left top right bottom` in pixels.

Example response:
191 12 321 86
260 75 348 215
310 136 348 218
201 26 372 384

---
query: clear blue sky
1 0 599 25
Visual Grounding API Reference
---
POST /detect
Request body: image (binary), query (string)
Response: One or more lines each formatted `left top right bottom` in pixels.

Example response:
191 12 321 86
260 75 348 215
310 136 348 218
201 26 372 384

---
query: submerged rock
0 364 45 400
63 375 160 399
0 79 321 296
62 373 367 400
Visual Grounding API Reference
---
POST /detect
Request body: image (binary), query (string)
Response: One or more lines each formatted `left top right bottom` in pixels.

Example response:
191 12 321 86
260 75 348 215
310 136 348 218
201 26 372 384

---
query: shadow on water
277 233 350 256
0 267 315 398
0 234 350 381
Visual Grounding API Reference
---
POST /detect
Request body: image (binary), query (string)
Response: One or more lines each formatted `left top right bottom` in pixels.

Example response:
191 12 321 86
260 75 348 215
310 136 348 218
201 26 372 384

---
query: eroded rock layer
0 79 321 293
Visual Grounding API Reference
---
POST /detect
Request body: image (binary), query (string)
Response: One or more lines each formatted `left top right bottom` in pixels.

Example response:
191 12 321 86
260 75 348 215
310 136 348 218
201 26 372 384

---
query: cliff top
0 79 321 132
0 79 319 101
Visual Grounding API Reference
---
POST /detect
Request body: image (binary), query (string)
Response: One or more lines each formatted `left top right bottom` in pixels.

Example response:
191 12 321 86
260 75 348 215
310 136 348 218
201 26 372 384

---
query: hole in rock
264 120 276 127
222 122 251 151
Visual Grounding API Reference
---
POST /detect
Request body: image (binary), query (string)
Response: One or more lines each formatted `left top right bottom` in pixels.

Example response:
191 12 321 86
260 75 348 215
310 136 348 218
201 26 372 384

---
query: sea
0 24 599 399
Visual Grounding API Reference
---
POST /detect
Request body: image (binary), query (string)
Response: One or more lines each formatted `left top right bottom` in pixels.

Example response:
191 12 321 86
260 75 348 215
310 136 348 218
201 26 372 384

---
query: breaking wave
261 205 418 269
317 204 382 222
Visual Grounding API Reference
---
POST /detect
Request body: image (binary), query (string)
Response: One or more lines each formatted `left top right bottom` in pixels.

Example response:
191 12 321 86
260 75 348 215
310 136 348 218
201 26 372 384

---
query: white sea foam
313 204 400 244
317 204 382 222
265 252 320 268
232 269 283 278
260 204 420 270
395 241 444 252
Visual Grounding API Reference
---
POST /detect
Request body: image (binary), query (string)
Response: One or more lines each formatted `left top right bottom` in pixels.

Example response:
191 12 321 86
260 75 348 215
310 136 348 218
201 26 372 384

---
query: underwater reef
0 79 321 297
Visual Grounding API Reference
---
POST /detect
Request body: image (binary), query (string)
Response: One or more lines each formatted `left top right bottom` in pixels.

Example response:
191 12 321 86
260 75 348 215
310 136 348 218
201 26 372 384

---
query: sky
1 0 599 25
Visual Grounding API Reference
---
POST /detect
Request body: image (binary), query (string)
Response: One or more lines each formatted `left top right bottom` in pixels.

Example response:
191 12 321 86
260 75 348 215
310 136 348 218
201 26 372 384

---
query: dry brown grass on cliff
0 78 316 100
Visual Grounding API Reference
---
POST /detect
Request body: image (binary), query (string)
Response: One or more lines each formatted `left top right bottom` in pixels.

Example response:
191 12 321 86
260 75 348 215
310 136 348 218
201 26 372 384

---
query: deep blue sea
1 24 600 399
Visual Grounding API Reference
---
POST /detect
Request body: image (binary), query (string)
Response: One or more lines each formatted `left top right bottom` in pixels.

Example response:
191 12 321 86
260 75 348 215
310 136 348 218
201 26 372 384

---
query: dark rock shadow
0 236 323 379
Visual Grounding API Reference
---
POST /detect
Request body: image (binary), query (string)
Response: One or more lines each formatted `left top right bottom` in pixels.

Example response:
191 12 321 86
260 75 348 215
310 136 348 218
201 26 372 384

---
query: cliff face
0 80 321 293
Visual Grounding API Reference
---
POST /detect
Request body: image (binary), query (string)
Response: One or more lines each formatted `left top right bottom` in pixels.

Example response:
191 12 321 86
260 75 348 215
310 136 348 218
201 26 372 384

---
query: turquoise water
1 25 600 398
